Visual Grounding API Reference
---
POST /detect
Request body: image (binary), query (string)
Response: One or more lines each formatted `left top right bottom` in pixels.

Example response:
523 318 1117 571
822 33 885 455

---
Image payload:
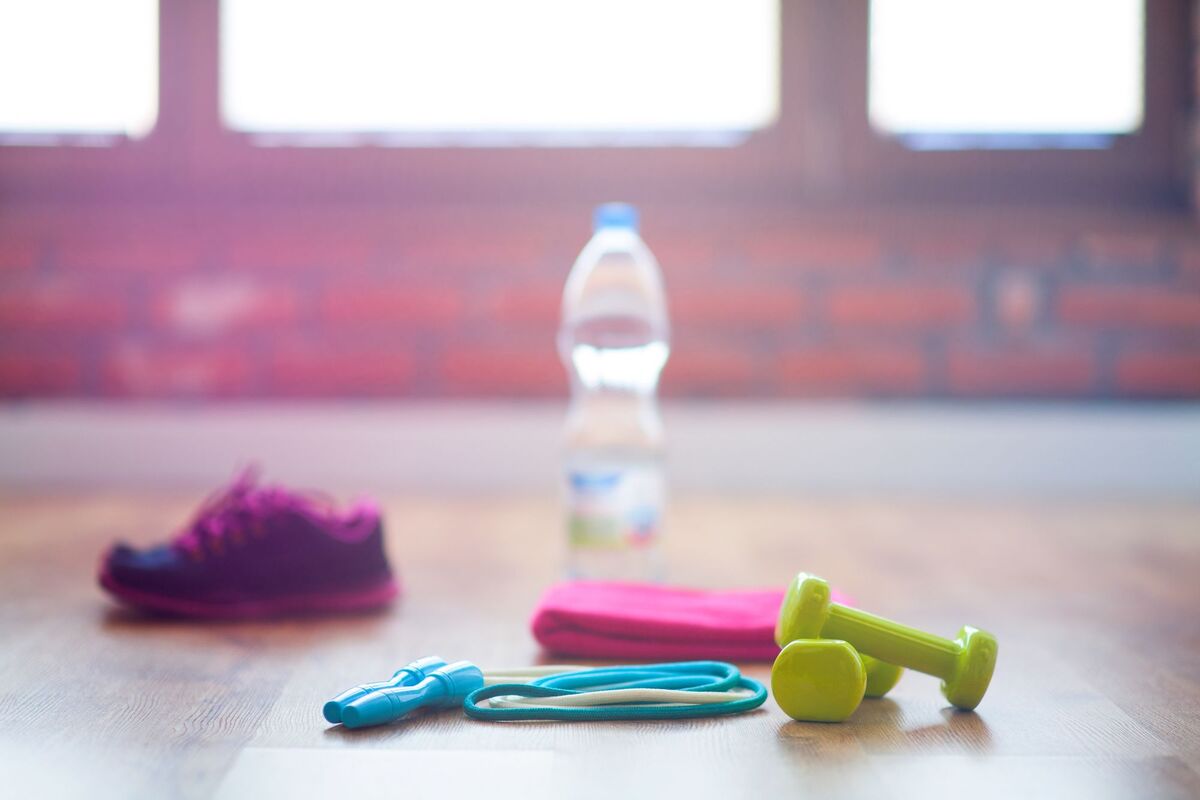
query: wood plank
0 493 1197 798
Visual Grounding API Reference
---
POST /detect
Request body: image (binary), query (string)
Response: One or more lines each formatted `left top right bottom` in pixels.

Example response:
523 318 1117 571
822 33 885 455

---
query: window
0 0 158 141
868 0 1145 149
0 0 1188 207
220 0 779 145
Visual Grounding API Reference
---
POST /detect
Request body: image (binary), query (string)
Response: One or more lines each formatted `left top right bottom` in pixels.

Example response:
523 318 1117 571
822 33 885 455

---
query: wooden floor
1 493 1198 799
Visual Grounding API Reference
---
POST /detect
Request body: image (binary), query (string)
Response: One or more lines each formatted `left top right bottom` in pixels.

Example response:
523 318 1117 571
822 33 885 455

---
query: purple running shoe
99 469 398 618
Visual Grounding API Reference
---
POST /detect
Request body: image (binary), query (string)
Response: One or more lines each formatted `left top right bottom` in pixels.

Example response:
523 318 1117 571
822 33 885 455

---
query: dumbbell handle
823 604 959 678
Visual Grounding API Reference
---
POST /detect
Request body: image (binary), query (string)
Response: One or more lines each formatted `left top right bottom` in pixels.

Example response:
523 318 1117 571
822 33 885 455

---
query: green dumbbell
775 597 903 700
772 639 869 722
776 573 997 710
858 653 903 698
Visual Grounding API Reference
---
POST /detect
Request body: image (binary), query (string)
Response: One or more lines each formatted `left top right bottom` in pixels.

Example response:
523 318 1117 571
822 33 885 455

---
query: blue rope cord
463 661 767 721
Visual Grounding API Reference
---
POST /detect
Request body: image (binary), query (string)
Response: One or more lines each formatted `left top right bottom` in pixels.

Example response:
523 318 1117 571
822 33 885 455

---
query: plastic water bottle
558 203 669 581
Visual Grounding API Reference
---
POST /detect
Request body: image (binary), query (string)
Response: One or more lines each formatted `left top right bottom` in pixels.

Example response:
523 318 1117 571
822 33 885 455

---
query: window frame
0 0 1189 208
826 0 1190 206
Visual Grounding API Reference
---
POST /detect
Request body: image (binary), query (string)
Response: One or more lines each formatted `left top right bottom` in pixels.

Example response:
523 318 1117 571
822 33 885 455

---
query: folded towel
530 580 853 663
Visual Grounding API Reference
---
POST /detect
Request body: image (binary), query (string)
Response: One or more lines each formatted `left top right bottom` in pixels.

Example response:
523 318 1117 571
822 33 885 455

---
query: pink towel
530 581 853 663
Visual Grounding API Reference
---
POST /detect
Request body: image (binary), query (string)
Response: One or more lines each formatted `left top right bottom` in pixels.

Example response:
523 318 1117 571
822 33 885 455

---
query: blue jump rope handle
339 661 485 729
323 655 447 724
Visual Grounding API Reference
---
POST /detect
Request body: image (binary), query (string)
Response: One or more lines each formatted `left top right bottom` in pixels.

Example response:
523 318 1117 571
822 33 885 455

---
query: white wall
2 402 1197 497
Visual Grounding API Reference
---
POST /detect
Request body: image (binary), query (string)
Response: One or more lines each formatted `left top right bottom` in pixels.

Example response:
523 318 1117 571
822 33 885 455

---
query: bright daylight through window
0 0 158 140
221 0 779 145
869 0 1144 147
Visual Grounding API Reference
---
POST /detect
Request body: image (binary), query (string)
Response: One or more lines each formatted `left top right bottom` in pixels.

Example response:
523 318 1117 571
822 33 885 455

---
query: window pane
0 0 158 139
221 0 779 144
869 0 1144 142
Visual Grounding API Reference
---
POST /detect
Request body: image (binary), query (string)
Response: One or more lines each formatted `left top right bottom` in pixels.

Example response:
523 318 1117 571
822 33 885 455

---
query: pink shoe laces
172 467 332 558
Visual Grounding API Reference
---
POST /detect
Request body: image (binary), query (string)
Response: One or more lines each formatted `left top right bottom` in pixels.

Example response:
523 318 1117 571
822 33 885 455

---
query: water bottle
558 203 669 581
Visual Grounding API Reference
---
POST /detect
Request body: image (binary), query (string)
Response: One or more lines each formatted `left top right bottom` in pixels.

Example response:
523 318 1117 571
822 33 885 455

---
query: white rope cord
475 666 748 710
478 687 760 710
481 666 589 686
479 666 758 711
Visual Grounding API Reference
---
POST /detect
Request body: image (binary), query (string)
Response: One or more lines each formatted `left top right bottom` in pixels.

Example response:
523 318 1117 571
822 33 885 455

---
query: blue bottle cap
593 203 639 233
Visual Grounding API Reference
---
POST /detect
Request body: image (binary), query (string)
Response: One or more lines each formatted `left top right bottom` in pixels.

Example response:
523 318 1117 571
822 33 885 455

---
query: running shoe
99 469 398 618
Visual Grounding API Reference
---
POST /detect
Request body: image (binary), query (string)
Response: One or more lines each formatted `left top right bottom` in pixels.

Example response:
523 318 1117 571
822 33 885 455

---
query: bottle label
566 465 662 549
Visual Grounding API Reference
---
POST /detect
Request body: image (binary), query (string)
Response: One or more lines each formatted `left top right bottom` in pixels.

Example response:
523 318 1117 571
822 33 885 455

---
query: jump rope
323 575 998 728
324 656 768 728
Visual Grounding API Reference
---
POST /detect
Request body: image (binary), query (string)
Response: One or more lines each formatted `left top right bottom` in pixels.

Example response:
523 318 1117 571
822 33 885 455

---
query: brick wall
0 204 1198 399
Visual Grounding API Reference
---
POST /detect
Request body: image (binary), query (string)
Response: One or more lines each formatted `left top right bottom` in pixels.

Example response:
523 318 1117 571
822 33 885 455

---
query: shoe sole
98 569 399 619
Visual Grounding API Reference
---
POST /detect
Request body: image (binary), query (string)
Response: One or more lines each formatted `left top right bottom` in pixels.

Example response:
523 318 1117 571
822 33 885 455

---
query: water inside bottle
565 315 669 394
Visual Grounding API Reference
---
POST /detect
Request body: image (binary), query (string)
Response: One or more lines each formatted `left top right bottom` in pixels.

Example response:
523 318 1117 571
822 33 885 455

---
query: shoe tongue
225 466 261 501
193 468 259 516
263 485 340 524
181 470 345 547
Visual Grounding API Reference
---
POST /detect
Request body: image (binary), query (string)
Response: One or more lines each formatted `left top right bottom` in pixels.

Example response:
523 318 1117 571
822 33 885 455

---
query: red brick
661 347 757 395
58 237 200 272
488 287 561 326
777 347 927 395
1058 288 1200 329
746 231 883 270
995 232 1074 268
269 344 415 396
103 344 253 397
228 236 372 271
1174 239 1200 278
947 349 1096 396
322 285 462 326
0 352 81 395
826 286 975 328
152 279 300 336
1114 352 1200 396
0 240 40 271
1079 232 1164 269
674 286 803 327
402 232 547 273
647 236 717 273
0 282 126 331
900 234 988 270
440 344 562 395
994 272 1042 331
